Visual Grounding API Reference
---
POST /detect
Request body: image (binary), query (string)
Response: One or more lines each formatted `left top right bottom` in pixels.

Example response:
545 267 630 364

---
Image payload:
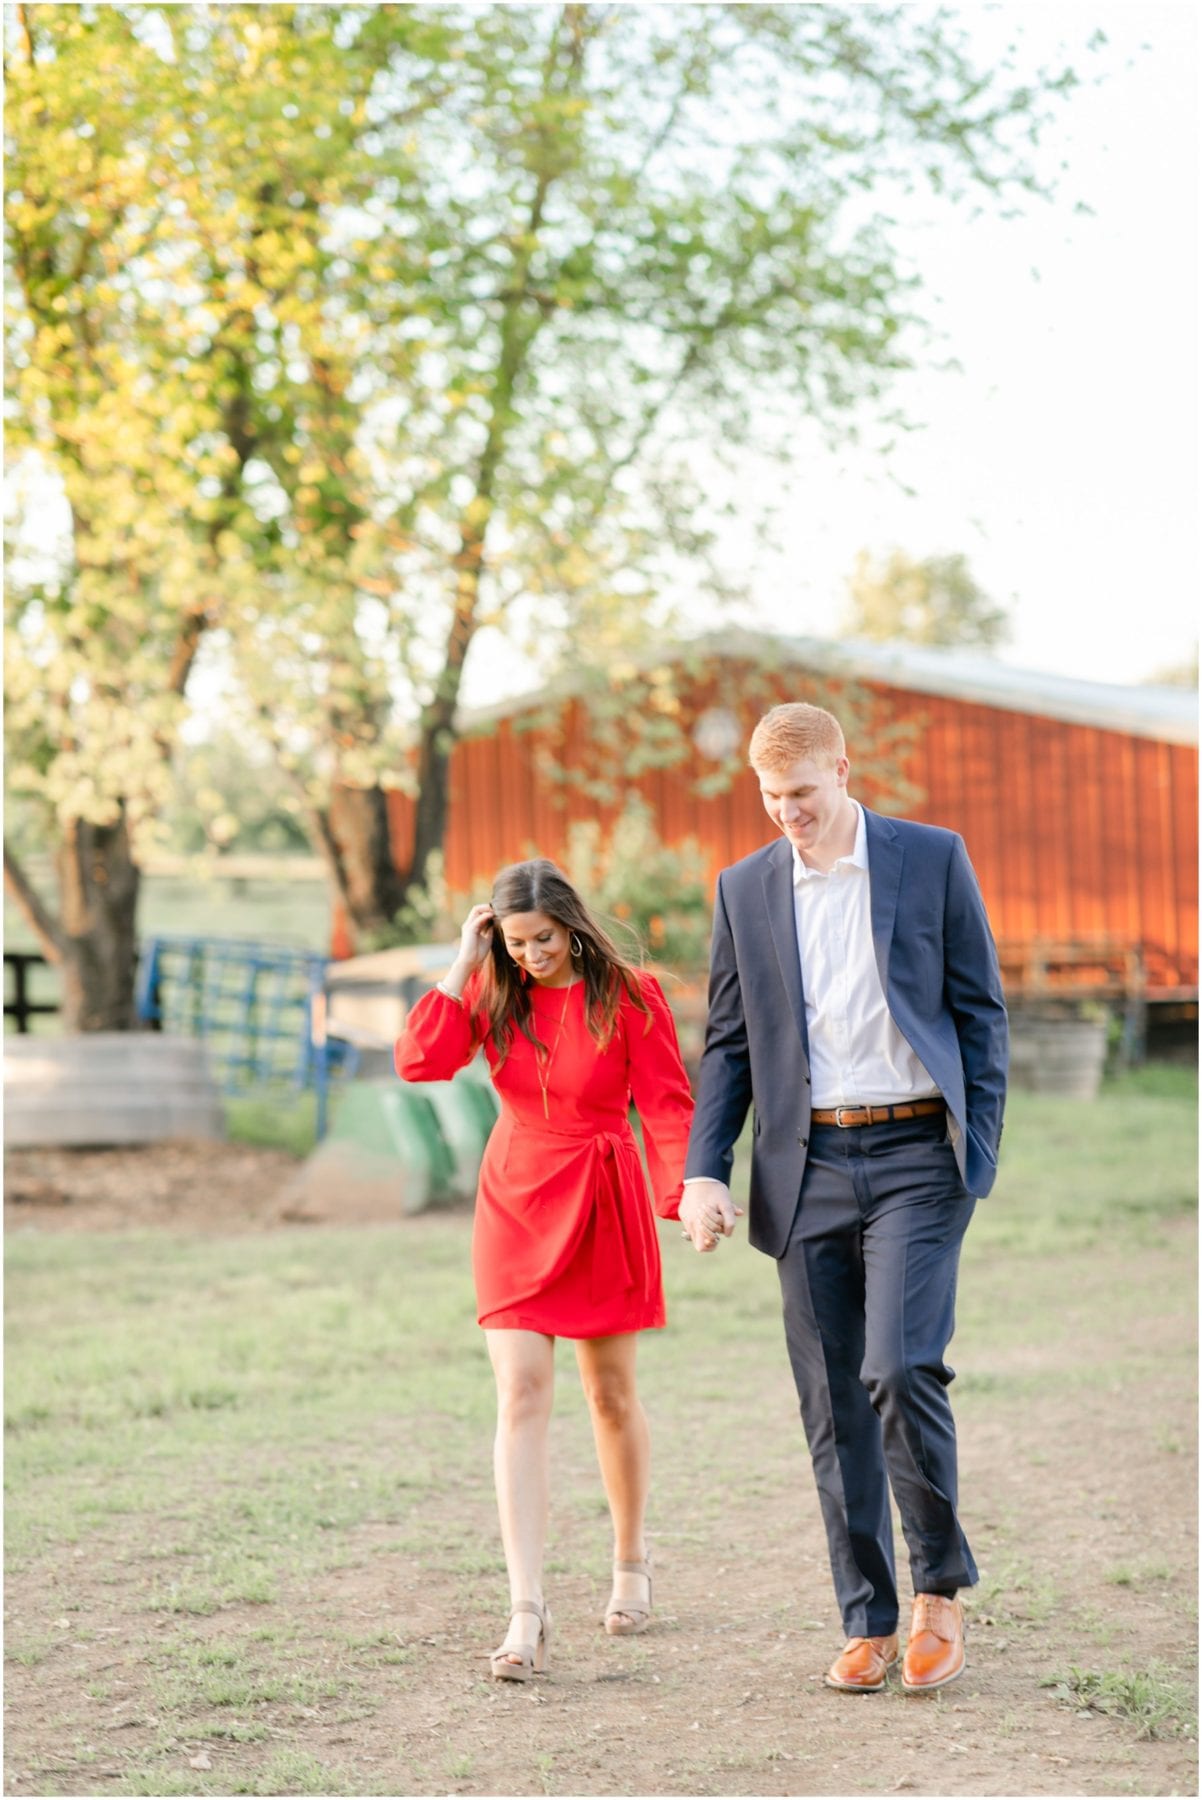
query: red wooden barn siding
889 689 1197 992
370 674 1197 994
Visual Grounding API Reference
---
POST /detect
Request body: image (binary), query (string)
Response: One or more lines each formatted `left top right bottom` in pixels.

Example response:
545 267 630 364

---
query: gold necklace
535 982 574 1120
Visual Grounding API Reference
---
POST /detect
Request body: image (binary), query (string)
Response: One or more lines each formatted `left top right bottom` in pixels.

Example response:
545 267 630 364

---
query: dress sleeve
625 973 695 1221
394 979 485 1082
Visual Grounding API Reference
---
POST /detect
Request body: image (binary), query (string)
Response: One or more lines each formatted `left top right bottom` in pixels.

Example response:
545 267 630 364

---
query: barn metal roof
461 628 1198 747
769 632 1199 746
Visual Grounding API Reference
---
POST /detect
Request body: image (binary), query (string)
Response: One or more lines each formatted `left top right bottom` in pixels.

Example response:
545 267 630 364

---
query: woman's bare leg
575 1333 652 1626
485 1328 555 1661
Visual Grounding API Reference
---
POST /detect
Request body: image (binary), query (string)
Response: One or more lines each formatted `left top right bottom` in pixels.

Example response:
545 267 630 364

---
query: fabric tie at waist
536 1120 646 1302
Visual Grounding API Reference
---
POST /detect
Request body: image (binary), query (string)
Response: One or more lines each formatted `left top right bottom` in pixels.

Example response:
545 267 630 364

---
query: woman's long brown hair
478 859 649 1066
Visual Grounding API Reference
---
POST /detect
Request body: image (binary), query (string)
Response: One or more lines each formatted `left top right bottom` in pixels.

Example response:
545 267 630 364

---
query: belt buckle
833 1104 859 1128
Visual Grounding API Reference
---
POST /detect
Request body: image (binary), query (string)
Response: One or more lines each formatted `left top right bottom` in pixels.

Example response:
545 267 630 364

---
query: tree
6 5 1075 1016
217 4 1072 938
157 733 312 858
5 5 222 1026
843 549 1011 650
3 3 449 1022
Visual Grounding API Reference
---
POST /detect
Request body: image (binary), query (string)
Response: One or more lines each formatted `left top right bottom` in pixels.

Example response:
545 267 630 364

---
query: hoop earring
570 933 583 958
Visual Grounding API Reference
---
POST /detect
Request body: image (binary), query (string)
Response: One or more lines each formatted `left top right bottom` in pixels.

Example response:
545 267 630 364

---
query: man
680 701 1007 1694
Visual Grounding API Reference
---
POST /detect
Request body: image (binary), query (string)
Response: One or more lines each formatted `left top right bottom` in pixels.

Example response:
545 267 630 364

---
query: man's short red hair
748 703 845 772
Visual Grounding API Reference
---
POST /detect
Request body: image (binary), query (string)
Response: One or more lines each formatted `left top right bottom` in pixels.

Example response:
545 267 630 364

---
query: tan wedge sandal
603 1558 653 1636
489 1599 551 1681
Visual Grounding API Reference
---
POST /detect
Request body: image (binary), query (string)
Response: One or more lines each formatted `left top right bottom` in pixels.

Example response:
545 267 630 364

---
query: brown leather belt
810 1099 947 1128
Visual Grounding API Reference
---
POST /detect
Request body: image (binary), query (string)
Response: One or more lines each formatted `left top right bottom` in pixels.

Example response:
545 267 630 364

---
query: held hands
678 1179 743 1253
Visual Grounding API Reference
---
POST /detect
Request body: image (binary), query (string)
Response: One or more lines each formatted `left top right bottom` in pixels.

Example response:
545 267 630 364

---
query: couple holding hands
395 701 1008 1697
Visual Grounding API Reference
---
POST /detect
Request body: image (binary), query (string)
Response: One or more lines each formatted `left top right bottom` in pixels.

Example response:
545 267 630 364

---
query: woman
394 858 694 1681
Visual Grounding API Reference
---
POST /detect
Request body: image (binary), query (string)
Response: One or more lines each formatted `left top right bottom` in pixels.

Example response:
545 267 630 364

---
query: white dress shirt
795 803 939 1108
682 804 942 1195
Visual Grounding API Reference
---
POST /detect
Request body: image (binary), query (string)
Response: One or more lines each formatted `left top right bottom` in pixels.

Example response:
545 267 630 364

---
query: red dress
394 972 693 1337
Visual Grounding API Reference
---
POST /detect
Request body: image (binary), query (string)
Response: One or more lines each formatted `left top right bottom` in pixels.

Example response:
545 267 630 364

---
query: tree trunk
328 785 407 938
56 809 141 1031
409 712 457 906
3 840 64 964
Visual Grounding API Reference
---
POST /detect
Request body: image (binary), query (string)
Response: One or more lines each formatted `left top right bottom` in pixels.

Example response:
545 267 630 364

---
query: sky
465 3 1200 705
698 4 1200 689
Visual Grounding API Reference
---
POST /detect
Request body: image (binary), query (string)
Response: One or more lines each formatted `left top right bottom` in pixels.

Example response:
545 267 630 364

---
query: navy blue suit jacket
684 808 1009 1259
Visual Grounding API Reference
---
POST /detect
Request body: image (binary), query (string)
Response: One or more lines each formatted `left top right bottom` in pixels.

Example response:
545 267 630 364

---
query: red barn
361 631 1198 1021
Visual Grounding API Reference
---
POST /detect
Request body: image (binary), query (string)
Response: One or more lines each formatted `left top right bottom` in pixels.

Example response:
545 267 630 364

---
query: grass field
4 1069 1197 1797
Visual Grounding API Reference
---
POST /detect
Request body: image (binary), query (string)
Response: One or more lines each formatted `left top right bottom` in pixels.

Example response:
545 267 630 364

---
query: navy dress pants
776 1113 978 1639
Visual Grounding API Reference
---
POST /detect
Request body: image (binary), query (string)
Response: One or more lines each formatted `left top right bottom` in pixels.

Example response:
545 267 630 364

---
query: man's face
754 753 851 862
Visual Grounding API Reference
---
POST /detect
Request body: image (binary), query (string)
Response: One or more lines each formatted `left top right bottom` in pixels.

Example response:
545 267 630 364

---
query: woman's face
498 909 574 987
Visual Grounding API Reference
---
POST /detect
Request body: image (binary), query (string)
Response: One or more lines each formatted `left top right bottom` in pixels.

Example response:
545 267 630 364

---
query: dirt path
5 1144 1197 1798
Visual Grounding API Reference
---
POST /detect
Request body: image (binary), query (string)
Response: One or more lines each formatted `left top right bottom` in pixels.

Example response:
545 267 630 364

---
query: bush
563 797 712 973
360 807 715 973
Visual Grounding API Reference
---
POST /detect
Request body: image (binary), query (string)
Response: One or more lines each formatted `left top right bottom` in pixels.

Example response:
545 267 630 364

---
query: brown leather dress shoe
824 1633 899 1692
901 1594 964 1692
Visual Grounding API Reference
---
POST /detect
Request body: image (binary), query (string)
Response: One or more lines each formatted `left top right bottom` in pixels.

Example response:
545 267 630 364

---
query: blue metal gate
135 936 354 1134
